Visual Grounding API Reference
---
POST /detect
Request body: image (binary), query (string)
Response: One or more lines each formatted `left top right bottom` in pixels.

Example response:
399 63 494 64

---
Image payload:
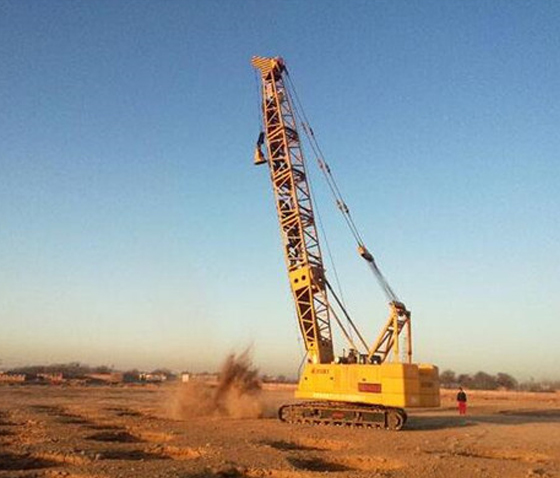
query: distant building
0 373 26 383
85 373 123 384
181 373 190 383
190 373 218 384
139 373 167 383
37 373 64 384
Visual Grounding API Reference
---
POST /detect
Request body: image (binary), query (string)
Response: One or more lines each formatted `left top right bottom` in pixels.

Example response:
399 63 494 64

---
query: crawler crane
251 56 440 430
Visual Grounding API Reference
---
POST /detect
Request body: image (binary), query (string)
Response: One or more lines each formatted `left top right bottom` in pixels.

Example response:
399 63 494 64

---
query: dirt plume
170 350 264 419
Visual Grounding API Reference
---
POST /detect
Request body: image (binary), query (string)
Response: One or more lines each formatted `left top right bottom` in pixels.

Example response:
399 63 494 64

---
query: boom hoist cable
284 71 399 304
284 69 411 364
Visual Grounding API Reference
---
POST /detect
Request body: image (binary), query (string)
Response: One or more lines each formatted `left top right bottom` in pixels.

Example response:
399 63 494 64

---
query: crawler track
278 401 407 430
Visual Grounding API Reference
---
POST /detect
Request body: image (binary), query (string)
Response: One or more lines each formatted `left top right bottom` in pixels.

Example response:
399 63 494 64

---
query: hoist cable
325 280 370 352
367 261 399 302
300 123 354 342
309 187 353 339
282 69 353 332
304 125 366 246
285 73 365 246
285 70 399 304
253 69 264 129
327 305 360 352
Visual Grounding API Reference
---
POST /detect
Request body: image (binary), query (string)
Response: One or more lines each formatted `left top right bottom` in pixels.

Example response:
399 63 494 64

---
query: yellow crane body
252 55 440 429
296 362 440 408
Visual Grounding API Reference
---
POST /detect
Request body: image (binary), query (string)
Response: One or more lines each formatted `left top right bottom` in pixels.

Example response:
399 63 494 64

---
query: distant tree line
439 369 559 392
8 362 113 379
6 363 292 383
261 374 297 384
6 363 176 381
6 363 557 391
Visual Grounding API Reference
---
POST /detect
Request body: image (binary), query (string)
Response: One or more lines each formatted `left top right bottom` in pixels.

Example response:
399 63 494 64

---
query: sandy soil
0 384 558 478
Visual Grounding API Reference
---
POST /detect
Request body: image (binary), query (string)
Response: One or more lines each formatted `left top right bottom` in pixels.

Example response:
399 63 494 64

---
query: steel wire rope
285 70 400 303
285 73 365 246
283 72 349 308
283 73 354 344
301 144 355 345
253 69 264 130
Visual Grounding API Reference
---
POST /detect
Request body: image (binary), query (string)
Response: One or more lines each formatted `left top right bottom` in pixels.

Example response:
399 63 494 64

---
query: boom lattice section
252 56 333 364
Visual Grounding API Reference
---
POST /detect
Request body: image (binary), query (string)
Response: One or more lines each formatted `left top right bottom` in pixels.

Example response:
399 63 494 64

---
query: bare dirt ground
0 384 558 478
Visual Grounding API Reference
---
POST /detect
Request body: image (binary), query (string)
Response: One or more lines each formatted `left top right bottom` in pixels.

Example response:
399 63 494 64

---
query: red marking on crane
358 383 382 393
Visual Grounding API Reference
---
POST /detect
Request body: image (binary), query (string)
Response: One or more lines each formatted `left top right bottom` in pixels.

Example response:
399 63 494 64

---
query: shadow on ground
407 409 560 430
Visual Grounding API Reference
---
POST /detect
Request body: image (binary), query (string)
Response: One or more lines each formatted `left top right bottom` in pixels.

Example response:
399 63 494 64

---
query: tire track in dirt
0 409 20 448
0 410 16 426
260 437 346 452
435 447 551 463
85 430 143 443
28 404 94 426
4 409 48 447
253 436 404 476
0 451 58 471
11 404 209 474
75 419 210 464
68 444 209 463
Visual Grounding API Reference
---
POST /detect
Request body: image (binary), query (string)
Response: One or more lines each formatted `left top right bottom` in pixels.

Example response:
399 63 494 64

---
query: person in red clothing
457 387 467 415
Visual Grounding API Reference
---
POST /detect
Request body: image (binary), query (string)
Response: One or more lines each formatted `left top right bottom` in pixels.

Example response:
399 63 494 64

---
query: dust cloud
169 350 266 420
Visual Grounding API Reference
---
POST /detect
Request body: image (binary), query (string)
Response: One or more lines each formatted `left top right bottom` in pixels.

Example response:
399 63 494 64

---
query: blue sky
1 1 558 379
